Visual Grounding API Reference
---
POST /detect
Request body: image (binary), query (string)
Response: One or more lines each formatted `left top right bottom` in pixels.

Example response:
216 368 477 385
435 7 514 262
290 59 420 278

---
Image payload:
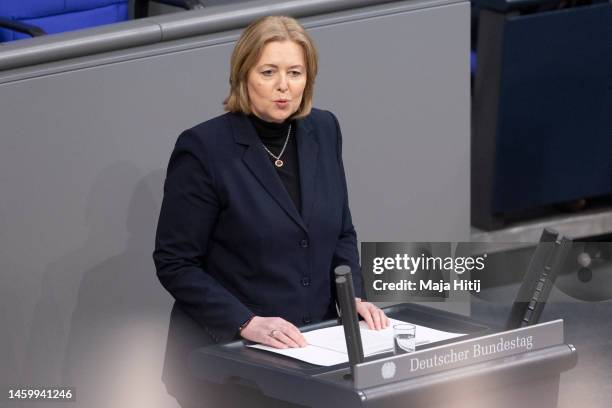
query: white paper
248 318 465 366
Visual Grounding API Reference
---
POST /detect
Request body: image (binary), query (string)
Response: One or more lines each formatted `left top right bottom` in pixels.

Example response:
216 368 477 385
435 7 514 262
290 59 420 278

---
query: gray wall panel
313 4 470 242
0 2 469 406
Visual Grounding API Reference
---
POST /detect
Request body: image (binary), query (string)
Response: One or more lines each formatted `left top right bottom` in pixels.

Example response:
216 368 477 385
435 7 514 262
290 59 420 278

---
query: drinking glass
393 323 416 354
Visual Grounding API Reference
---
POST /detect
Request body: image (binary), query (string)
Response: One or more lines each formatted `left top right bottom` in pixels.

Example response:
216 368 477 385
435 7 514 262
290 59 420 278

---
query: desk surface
193 303 492 379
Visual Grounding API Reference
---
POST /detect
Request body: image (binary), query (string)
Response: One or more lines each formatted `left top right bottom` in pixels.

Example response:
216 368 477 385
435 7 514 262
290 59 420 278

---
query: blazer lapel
296 117 319 227
230 113 306 232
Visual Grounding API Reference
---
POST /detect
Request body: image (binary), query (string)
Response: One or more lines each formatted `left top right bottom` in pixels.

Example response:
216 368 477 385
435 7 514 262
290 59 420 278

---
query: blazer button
301 277 311 287
302 316 312 324
300 239 309 248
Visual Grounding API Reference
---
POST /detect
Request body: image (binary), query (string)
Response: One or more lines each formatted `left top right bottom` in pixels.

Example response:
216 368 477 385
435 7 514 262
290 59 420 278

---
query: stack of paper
248 318 464 366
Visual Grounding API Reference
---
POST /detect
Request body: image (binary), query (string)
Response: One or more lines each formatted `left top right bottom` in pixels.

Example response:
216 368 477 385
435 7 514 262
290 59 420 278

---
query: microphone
334 265 364 377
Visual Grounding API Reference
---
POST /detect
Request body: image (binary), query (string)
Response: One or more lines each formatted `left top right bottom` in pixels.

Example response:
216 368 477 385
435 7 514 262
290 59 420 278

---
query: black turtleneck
249 114 301 214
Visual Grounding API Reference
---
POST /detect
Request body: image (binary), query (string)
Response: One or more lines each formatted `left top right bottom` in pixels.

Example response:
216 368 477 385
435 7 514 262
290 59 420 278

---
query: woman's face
247 40 307 123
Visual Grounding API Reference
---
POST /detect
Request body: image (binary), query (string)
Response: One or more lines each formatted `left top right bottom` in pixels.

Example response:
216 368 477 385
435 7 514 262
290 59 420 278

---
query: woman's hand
240 316 308 349
356 298 389 330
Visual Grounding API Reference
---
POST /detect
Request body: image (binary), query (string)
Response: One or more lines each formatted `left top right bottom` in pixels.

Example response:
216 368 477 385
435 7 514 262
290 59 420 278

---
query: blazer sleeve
329 112 365 298
153 130 253 343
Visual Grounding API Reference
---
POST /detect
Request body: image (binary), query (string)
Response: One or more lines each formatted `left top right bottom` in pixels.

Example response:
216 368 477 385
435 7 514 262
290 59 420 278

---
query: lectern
190 303 576 408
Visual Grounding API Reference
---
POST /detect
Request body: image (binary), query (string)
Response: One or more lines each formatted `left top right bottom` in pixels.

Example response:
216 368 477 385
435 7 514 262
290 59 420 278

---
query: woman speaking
153 15 388 407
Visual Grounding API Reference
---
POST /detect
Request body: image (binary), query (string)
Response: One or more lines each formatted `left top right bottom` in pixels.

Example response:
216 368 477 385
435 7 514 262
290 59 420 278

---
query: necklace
262 123 291 168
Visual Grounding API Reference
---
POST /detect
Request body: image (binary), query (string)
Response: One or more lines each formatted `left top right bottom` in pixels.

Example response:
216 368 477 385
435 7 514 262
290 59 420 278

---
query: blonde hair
223 16 318 119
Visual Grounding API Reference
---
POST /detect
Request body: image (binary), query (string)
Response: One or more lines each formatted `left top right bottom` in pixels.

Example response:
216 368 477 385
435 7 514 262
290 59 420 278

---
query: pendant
275 159 284 167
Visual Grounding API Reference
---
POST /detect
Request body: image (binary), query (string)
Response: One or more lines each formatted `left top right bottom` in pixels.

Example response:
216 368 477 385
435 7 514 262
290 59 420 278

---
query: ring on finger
270 329 280 337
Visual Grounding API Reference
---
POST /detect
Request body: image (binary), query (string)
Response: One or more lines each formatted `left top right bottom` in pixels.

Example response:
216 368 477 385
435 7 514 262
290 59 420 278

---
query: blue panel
470 50 477 74
65 0 127 14
491 4 612 213
0 0 65 19
0 3 129 42
0 0 126 19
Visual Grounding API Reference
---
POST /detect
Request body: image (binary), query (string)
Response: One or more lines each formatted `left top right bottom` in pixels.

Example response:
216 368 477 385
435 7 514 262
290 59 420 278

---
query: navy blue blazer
153 108 362 394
